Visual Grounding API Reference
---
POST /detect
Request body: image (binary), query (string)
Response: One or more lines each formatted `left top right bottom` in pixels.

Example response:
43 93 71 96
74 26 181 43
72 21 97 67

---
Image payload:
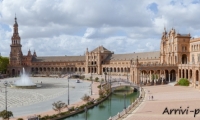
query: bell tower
9 16 23 66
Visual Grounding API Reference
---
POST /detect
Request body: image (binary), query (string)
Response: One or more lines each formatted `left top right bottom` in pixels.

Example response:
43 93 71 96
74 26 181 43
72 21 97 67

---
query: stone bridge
111 81 139 92
101 79 139 92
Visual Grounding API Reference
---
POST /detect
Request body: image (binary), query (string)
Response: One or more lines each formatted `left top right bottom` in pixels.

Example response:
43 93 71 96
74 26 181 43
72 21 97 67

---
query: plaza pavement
0 77 99 120
123 84 200 120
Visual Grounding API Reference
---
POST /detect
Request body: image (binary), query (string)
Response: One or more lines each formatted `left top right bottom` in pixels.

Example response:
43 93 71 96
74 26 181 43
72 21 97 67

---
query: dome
13 17 18 27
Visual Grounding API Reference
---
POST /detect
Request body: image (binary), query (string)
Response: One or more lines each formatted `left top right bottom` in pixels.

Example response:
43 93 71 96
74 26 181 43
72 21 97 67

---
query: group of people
148 90 154 100
149 95 154 100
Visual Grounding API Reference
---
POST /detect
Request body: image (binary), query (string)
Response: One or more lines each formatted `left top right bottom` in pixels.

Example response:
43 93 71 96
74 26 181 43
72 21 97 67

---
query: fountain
12 68 37 89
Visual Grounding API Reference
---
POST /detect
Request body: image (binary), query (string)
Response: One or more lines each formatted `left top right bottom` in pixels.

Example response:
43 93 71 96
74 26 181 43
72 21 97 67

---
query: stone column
199 70 200 89
169 73 170 83
181 69 183 78
146 74 149 84
150 71 152 83
176 73 178 82
185 69 187 79
193 70 195 87
164 70 166 80
177 70 179 82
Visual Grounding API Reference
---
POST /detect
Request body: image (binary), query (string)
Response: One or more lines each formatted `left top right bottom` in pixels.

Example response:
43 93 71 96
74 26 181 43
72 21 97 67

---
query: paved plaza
0 77 76 108
0 77 91 118
124 85 200 120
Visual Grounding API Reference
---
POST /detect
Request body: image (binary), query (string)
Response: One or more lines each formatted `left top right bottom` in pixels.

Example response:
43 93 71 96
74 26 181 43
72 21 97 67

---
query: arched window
182 54 187 64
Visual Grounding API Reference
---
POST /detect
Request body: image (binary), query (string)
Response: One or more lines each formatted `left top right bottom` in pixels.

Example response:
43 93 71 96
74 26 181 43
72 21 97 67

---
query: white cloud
0 0 200 57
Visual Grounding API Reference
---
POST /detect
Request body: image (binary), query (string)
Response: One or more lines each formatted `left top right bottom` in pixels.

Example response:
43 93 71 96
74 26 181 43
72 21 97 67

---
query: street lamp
138 69 142 88
100 75 102 89
91 72 93 95
1 81 8 120
108 68 111 92
124 93 126 109
119 73 121 83
104 72 107 84
67 74 70 105
85 106 87 120
127 67 128 83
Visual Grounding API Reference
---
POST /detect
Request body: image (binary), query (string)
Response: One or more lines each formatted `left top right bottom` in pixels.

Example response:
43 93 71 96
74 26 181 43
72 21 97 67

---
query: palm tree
52 101 68 114
0 110 13 120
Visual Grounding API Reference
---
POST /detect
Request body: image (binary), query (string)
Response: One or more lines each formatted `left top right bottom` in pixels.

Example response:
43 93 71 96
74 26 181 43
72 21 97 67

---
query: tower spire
15 13 17 23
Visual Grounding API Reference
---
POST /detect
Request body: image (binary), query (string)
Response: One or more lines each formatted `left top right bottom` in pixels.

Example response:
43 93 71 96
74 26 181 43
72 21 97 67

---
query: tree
0 57 9 74
81 94 91 102
52 101 68 114
0 110 13 119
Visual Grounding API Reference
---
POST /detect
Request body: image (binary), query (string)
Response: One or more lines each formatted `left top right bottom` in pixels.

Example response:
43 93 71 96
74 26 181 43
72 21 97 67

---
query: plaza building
7 17 200 88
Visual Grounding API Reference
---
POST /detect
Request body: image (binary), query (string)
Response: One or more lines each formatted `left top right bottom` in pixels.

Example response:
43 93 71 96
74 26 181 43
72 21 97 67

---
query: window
198 54 200 62
192 54 195 63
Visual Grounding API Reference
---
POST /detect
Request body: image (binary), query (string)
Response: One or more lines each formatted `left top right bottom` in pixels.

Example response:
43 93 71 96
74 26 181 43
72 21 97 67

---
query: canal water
63 90 139 120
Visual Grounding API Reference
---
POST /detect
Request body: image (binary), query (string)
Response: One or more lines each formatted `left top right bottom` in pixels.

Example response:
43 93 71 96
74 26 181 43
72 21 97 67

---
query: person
152 95 153 100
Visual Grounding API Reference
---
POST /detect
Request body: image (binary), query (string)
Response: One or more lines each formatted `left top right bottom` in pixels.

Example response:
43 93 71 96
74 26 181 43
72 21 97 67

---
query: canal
63 88 139 120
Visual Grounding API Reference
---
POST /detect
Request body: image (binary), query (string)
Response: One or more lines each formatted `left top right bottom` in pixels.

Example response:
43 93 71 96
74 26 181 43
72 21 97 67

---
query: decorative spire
13 14 18 27
33 50 37 57
15 13 16 21
27 49 32 56
86 47 88 53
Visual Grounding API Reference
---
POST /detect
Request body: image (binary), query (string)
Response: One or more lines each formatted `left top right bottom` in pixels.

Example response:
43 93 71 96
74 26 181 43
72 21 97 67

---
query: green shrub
59 112 67 116
68 106 75 112
97 85 101 88
17 118 24 120
44 115 49 118
79 104 86 109
51 114 57 118
80 75 85 79
86 101 94 106
95 77 99 82
178 78 190 86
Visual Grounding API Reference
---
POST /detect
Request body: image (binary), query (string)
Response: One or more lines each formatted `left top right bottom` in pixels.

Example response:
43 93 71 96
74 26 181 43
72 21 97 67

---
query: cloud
0 0 200 57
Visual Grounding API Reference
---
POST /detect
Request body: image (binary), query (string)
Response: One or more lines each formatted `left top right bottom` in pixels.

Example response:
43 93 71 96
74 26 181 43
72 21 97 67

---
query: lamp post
100 75 102 89
127 67 128 83
85 106 87 120
1 81 8 120
124 93 126 109
139 69 142 88
139 68 143 90
67 75 70 105
104 72 107 83
108 68 111 92
91 72 93 95
120 73 121 83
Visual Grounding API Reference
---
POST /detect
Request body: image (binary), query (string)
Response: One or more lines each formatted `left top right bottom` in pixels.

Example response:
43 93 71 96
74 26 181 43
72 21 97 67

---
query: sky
0 0 200 57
